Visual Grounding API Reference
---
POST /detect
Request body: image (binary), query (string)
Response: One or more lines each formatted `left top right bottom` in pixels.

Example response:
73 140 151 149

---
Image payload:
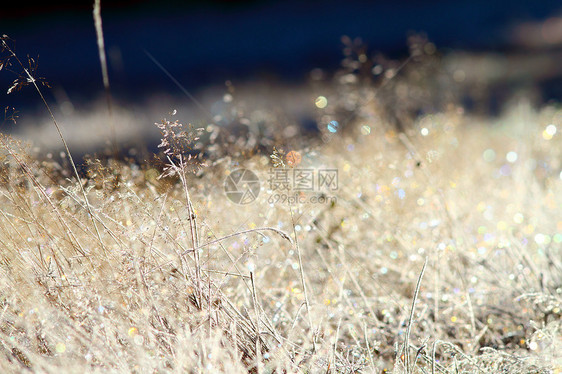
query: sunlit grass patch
0 32 561 373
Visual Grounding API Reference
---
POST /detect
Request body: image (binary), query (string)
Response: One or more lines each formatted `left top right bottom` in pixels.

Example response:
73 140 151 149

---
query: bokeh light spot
327 120 339 133
506 151 518 163
56 343 66 353
483 149 496 162
315 96 328 108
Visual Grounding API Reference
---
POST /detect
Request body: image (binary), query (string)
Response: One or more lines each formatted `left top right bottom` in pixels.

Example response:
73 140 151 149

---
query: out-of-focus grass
0 35 561 373
1 103 561 373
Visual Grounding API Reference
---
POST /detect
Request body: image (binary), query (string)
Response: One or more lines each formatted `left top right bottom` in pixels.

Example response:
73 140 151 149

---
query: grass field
1 33 561 373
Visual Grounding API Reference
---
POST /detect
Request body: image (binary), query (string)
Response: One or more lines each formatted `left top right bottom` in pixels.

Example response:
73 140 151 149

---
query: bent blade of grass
290 206 317 354
404 256 427 374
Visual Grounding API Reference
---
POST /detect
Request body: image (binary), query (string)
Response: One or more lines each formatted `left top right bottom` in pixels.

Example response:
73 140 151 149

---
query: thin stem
290 207 316 353
250 271 262 374
1 39 108 256
404 256 428 373
93 0 118 157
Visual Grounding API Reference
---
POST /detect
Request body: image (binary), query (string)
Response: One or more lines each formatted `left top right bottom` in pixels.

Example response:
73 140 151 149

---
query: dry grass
0 33 561 373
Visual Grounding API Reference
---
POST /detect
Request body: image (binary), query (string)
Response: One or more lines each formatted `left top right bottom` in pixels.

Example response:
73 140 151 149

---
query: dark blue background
2 0 561 120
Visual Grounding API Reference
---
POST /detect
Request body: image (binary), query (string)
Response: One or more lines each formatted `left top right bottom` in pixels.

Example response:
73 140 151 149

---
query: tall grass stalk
1 36 108 256
93 0 118 157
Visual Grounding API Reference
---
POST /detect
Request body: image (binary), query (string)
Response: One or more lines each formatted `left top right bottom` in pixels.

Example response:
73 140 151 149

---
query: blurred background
1 0 562 152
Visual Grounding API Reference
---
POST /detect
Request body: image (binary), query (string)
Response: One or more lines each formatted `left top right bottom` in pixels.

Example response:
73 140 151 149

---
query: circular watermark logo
224 169 260 204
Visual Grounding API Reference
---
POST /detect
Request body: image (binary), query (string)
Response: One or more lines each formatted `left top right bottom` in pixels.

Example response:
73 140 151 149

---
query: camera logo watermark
224 169 261 205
